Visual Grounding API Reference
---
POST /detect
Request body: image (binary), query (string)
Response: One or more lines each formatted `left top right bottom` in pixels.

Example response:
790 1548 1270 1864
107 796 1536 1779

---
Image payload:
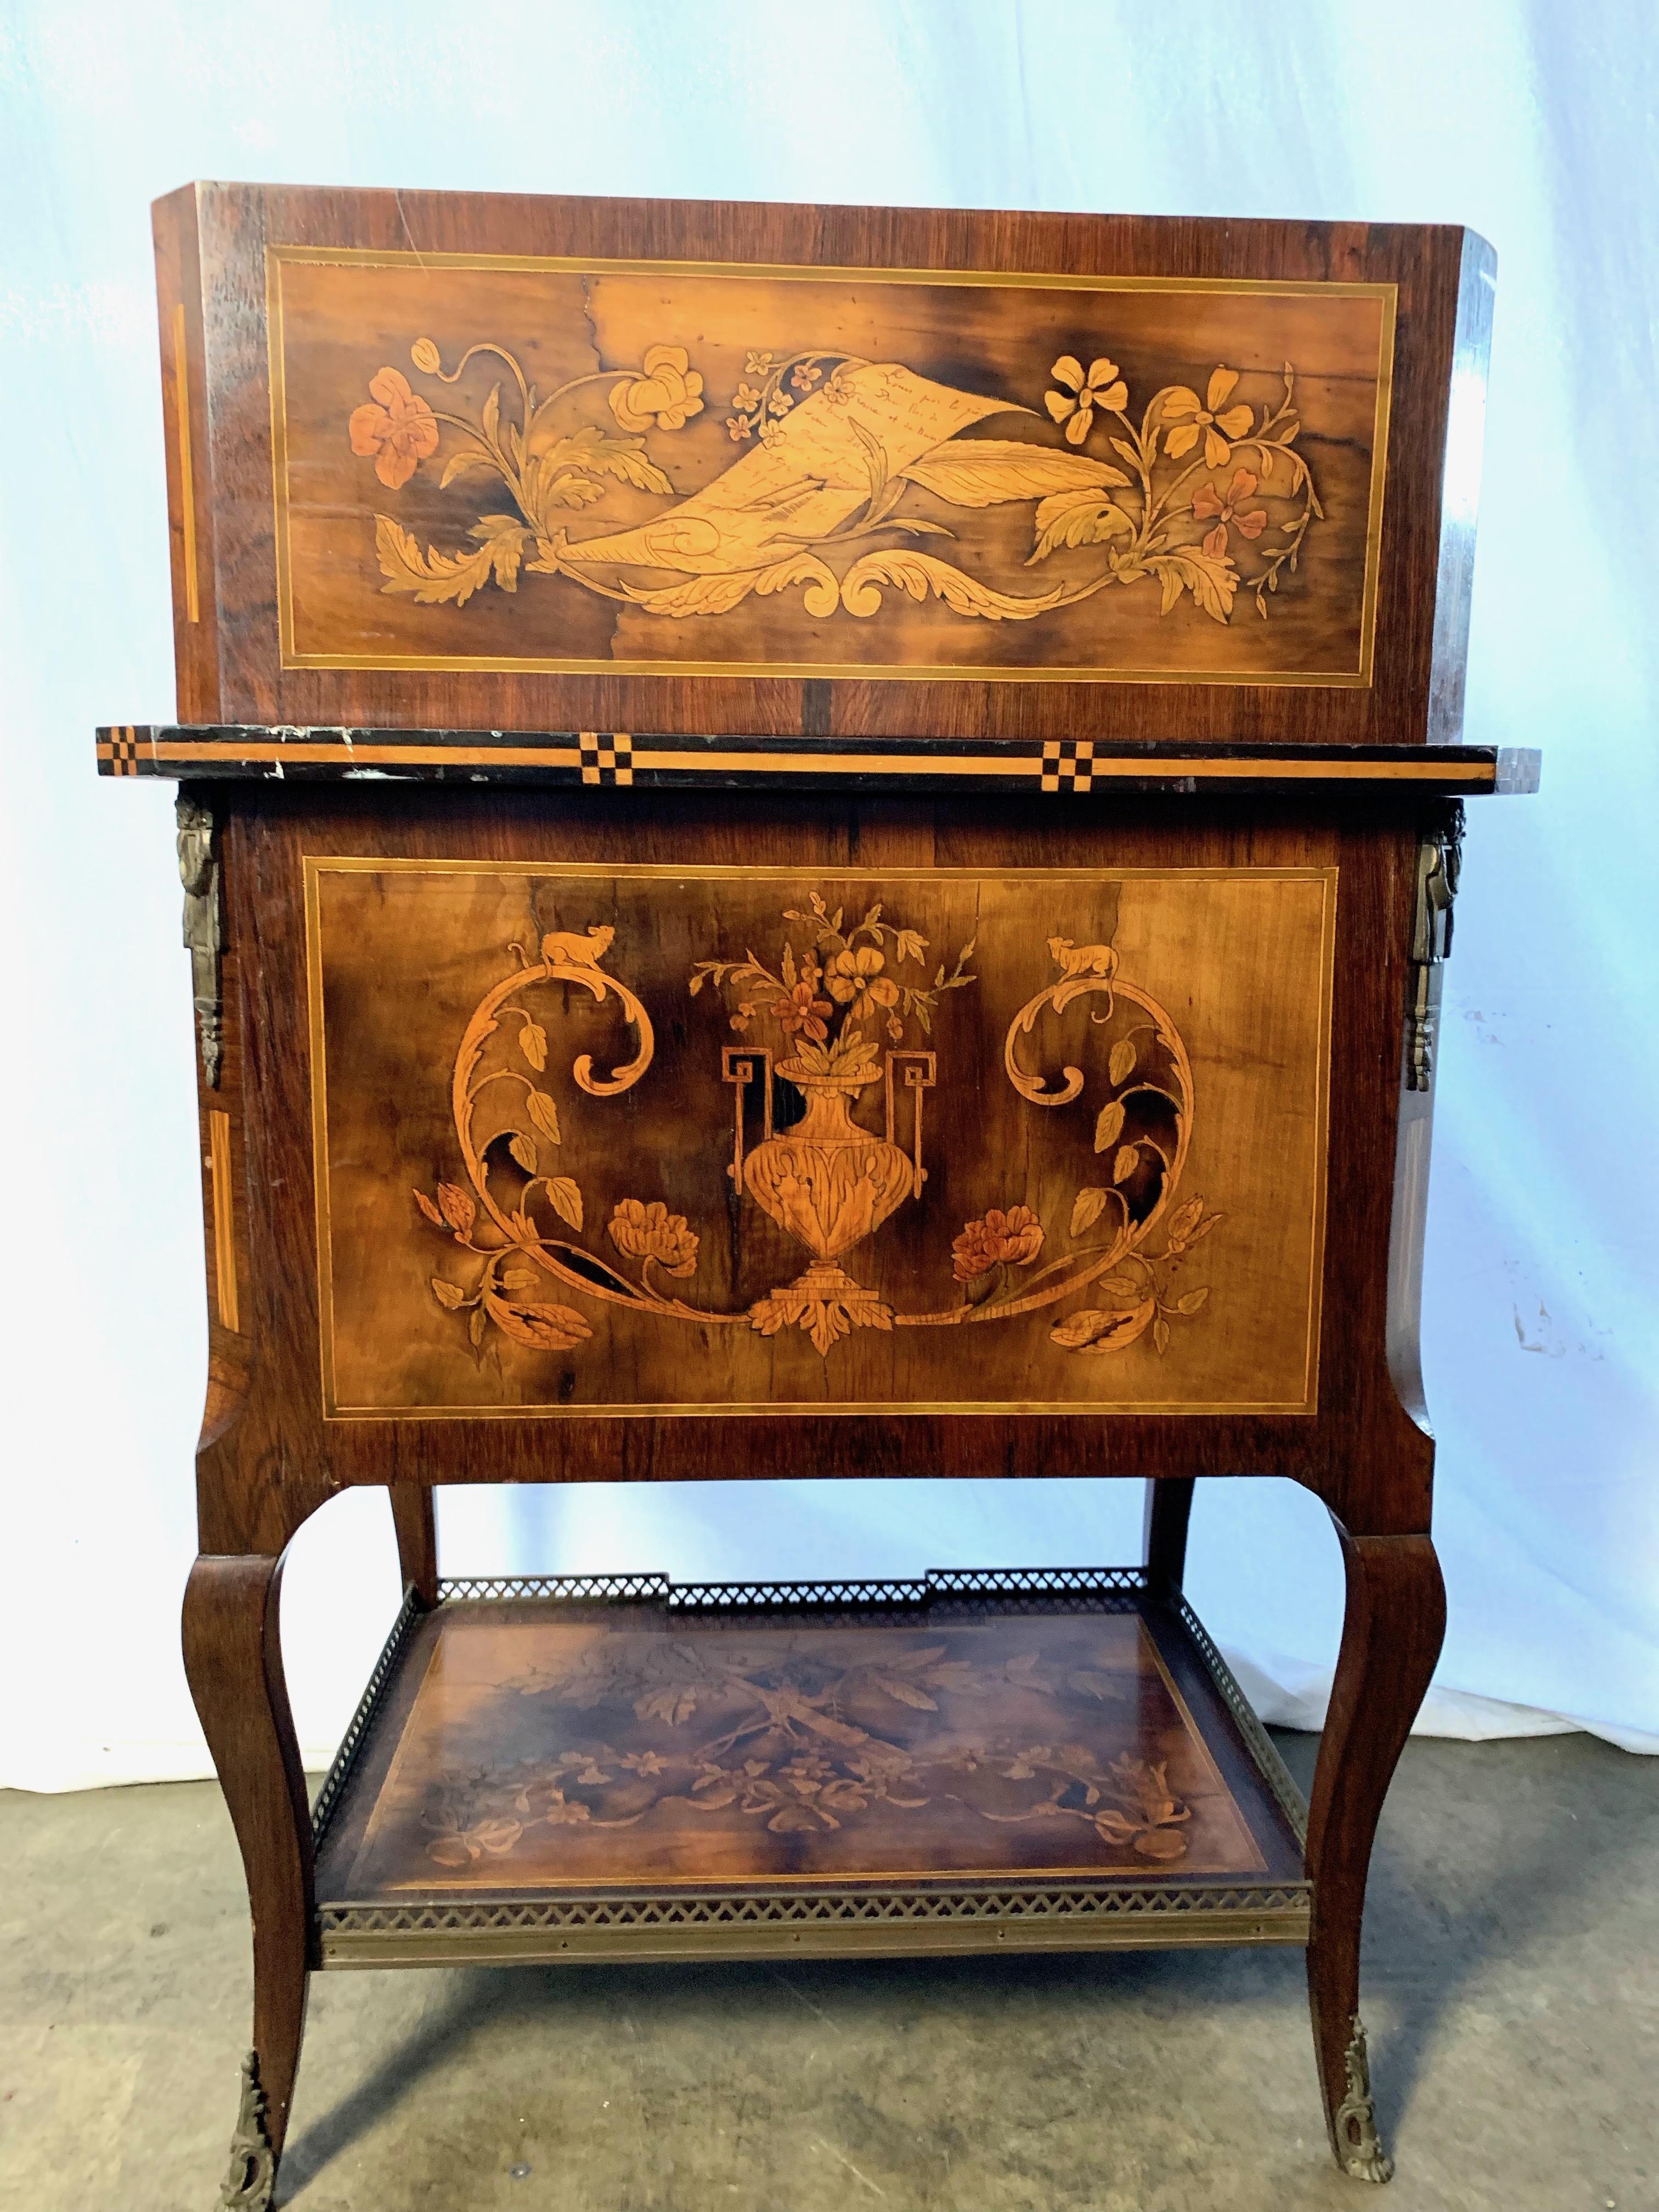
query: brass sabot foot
1333 2015 1394 2182
218 2051 277 2210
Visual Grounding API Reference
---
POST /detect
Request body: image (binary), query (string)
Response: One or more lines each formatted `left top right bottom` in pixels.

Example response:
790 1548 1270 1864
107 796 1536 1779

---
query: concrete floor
1 1731 1654 2212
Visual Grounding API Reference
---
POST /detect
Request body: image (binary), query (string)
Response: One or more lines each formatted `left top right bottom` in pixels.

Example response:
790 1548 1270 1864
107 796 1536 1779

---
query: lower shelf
311 1570 1311 1967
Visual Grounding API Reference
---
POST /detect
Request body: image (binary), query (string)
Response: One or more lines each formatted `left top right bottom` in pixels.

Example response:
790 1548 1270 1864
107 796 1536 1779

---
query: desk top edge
97 726 1539 797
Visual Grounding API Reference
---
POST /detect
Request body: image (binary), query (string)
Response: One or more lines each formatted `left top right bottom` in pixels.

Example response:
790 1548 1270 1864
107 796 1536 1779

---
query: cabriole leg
182 1553 314 2210
1142 1475 1197 1599
388 1483 439 1607
1305 1523 1445 2181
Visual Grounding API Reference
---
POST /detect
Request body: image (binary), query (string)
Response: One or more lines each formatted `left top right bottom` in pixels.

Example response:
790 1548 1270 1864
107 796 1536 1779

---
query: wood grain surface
388 1487 439 1608
332 1608 1268 1894
1305 1525 1446 2168
153 185 1492 745
97 724 1538 793
181 1554 313 2160
185 780 1436 1557
270 251 1390 684
307 859 1333 1418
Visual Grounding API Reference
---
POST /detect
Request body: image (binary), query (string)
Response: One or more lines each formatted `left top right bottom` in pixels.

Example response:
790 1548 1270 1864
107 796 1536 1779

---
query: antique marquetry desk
107 184 1533 2206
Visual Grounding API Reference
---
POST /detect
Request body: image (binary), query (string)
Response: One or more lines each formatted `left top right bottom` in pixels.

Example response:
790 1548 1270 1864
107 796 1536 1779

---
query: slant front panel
155 186 1492 740
272 251 1392 686
306 861 1335 1419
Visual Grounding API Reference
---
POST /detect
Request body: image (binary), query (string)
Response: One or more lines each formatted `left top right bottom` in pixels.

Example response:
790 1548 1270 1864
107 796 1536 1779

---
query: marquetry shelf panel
311 1571 1310 1969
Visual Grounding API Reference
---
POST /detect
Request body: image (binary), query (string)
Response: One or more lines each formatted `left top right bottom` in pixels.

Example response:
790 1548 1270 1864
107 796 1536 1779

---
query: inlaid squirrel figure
540 925 616 969
1047 935 1118 979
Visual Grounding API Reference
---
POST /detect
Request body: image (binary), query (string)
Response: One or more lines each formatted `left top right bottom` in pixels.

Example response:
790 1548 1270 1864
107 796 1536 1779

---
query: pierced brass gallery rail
415 895 1223 1366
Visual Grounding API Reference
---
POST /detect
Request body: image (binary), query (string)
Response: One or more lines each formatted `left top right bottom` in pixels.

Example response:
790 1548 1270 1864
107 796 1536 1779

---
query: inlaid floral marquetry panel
342 1610 1268 1893
270 251 1393 682
305 863 1334 1418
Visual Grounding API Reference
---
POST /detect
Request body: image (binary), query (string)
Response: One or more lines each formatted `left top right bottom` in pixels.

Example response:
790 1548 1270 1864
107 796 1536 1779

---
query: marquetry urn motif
734 1068 918 1355
742 1075 917 1262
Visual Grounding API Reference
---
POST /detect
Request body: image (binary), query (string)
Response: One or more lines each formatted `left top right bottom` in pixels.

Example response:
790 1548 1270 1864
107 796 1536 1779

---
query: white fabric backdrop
2 0 1655 1789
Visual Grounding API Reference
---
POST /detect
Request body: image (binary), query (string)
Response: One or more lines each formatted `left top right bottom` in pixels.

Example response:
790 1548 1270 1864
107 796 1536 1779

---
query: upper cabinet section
155 185 1492 742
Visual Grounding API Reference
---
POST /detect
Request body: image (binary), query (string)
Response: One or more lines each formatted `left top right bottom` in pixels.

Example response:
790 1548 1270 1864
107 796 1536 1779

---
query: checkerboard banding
578 732 635 786
1040 739 1096 794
